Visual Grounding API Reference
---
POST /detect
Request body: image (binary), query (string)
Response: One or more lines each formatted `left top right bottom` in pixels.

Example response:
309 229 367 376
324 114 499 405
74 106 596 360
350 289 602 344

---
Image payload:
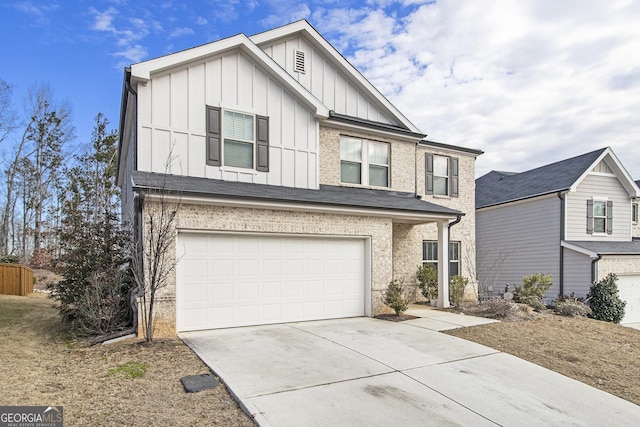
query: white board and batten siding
476 196 561 298
136 50 319 189
176 233 367 331
566 173 633 241
259 34 397 126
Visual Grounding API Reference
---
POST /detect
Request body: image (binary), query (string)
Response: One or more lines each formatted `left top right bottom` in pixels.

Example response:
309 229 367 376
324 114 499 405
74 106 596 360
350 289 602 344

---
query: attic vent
294 49 306 74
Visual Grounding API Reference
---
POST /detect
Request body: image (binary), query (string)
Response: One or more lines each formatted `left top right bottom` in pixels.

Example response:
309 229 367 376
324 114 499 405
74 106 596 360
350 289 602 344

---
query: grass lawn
445 311 640 406
0 294 254 426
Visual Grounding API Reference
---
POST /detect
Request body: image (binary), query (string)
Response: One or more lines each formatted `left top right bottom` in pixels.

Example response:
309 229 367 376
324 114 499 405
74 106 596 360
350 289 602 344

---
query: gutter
557 191 565 297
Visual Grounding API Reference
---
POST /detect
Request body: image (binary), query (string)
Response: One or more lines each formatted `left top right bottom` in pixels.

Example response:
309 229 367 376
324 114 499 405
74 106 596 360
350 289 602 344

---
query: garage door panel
177 234 366 331
618 275 640 324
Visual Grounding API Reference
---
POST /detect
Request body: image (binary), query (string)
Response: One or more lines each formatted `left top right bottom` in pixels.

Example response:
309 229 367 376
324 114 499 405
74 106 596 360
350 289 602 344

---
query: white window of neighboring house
422 241 460 276
593 200 607 233
633 202 638 224
206 106 269 172
587 198 612 235
340 137 389 187
223 110 254 168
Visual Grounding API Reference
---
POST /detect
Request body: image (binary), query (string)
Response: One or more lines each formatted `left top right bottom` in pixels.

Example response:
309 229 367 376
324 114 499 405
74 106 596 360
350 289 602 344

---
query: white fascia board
561 241 599 258
250 20 422 134
571 147 640 197
130 33 329 119
143 193 458 224
320 119 422 143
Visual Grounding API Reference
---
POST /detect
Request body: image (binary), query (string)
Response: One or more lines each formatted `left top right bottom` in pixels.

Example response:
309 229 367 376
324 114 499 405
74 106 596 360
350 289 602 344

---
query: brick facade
140 128 480 336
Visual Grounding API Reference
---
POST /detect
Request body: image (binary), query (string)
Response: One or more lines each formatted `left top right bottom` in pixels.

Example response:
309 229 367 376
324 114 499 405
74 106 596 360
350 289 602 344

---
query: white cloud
315 0 640 178
169 27 195 39
113 44 148 64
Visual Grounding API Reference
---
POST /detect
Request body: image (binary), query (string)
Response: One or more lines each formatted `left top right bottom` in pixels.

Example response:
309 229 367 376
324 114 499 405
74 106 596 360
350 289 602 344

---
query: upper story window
587 198 612 235
426 154 458 197
340 137 389 187
633 202 638 224
206 106 269 172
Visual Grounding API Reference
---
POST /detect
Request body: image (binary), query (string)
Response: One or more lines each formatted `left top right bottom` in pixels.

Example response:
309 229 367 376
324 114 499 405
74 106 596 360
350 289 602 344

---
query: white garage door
176 233 366 331
618 275 640 324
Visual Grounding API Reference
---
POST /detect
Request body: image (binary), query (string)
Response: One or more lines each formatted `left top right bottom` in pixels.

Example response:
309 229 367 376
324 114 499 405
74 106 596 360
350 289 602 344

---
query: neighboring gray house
117 20 482 335
476 147 640 324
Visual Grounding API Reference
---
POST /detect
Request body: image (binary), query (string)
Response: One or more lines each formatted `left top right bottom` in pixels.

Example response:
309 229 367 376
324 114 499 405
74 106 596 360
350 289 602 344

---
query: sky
1 0 639 179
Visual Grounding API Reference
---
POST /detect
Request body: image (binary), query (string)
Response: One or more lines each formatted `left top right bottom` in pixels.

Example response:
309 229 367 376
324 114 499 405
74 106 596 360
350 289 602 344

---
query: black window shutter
607 201 613 234
586 200 593 234
450 157 459 198
425 154 434 195
206 106 221 166
256 115 269 172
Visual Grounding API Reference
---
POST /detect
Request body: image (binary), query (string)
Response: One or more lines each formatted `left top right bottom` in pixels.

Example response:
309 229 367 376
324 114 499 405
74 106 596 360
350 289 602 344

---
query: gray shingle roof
564 239 640 255
131 171 462 217
476 148 607 209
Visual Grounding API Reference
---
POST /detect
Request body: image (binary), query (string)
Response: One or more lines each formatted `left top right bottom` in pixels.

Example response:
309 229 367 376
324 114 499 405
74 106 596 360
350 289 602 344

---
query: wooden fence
0 263 34 296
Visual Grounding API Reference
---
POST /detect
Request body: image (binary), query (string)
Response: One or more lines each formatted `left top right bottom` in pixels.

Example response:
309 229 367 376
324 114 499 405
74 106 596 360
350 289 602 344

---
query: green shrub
0 255 20 264
514 273 552 299
587 273 626 324
383 279 409 316
449 275 469 306
416 264 438 300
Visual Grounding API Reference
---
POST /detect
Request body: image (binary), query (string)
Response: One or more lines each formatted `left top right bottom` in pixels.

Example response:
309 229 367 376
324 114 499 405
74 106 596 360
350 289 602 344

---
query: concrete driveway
181 314 640 426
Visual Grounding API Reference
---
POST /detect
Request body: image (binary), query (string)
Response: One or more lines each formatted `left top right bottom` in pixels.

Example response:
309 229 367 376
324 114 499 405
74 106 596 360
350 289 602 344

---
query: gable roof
249 20 422 134
476 147 639 209
128 32 329 119
476 148 606 208
132 171 461 221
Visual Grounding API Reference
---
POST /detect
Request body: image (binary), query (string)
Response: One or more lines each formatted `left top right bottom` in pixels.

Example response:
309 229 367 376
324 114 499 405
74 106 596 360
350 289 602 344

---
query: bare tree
131 156 181 342
471 243 509 300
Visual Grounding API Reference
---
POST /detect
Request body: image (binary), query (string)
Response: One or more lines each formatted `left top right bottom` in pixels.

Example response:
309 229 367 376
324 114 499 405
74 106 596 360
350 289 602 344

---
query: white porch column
437 219 450 308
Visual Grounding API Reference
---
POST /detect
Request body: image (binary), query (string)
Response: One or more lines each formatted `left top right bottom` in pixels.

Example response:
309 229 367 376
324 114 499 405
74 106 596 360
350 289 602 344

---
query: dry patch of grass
445 314 640 405
0 294 254 426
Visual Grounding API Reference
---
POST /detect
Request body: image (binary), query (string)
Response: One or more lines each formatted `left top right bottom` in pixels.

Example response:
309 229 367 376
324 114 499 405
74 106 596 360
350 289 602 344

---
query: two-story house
476 147 640 324
117 20 482 335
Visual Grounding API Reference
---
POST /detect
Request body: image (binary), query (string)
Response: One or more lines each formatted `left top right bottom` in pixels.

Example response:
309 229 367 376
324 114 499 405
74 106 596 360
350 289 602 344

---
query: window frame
206 106 269 172
422 240 461 277
633 202 638 224
425 153 459 197
223 109 256 169
339 136 389 187
587 197 612 235
432 155 449 196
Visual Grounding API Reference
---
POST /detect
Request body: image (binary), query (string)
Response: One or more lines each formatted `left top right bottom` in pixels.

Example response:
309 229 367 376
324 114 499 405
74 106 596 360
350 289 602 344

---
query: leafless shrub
554 299 592 318
73 271 130 336
483 298 518 318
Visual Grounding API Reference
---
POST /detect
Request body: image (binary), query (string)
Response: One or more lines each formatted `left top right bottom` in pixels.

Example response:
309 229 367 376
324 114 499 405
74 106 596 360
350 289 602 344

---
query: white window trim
222 109 256 170
340 137 390 188
632 202 638 224
592 196 608 235
422 240 461 275
433 155 450 196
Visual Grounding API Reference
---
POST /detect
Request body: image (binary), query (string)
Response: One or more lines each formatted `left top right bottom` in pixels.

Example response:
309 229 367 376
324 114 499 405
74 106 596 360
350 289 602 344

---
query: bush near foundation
383 279 409 316
587 273 626 324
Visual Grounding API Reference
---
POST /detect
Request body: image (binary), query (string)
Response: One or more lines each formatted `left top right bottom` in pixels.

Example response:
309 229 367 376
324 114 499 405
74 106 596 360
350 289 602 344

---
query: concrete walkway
181 309 640 426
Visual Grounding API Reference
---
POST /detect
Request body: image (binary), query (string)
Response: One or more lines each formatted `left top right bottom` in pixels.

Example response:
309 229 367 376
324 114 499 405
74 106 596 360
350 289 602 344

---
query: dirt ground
0 294 254 427
444 305 640 406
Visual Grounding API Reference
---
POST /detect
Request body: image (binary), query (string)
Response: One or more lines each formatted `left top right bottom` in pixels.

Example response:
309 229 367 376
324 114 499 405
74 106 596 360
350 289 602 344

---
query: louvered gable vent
294 49 305 73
